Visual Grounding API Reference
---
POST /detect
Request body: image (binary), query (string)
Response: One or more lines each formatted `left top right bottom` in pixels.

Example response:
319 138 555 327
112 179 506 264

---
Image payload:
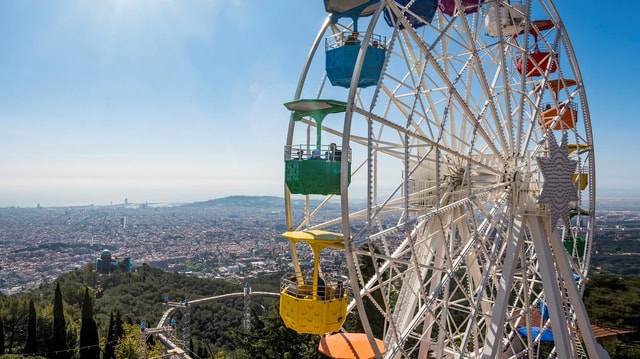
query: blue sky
0 1 637 207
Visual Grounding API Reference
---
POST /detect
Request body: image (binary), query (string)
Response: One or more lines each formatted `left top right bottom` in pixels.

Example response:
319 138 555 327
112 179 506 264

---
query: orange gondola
319 333 386 359
517 51 557 77
539 101 578 130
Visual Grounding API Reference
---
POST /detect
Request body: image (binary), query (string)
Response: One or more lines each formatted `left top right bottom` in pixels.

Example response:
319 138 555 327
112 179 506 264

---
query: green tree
197 345 208 359
114 311 124 341
1 298 28 354
114 323 163 359
345 245 386 339
114 323 139 359
102 312 115 359
0 316 5 354
23 301 37 355
79 288 100 359
34 306 53 358
230 304 319 359
52 282 69 359
584 274 640 330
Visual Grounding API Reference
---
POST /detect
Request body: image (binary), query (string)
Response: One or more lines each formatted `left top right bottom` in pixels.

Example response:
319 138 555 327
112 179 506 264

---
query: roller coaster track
150 291 281 359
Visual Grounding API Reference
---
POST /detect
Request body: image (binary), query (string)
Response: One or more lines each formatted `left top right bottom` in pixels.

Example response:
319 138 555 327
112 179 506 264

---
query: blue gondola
384 0 438 29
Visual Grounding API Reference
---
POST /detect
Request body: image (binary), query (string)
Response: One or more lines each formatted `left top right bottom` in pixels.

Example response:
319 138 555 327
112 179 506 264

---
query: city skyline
1 1 638 207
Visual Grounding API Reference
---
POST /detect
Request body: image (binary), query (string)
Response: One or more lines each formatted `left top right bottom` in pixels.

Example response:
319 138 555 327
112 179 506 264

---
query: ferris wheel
279 0 608 358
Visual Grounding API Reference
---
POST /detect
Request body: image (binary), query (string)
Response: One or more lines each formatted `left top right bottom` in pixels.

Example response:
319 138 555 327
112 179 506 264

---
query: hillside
184 195 343 211
2 264 639 358
185 196 284 209
0 265 288 358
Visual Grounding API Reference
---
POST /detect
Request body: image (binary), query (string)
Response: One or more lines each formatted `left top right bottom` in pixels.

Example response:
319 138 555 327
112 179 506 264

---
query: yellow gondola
279 230 348 335
568 143 589 154
572 172 588 191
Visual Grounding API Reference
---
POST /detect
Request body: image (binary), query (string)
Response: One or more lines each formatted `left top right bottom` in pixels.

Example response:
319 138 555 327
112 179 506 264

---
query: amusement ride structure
142 285 280 359
279 0 608 358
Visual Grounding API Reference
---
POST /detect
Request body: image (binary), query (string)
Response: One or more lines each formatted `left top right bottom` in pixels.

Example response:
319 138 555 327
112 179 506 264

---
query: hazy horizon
2 187 640 209
2 2 638 210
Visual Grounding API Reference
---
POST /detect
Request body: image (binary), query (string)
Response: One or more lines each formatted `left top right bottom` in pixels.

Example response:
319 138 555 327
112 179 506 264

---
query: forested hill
1 265 639 358
184 195 343 211
186 196 283 208
0 265 287 358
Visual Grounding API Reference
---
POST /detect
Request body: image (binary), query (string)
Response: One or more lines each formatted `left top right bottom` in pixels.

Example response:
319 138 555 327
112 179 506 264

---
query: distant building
95 249 132 274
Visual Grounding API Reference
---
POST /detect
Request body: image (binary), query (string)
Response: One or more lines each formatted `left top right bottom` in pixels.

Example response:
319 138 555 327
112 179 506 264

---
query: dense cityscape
1 195 640 296
0 196 348 295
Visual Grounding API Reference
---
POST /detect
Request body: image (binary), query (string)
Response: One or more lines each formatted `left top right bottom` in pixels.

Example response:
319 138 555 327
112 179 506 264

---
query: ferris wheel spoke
355 107 504 177
376 35 506 159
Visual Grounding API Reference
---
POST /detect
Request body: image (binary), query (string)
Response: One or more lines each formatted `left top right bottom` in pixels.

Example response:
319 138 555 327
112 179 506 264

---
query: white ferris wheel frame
283 0 606 358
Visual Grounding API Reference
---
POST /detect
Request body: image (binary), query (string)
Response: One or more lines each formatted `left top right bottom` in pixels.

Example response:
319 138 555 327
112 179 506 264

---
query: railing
284 144 351 162
540 101 578 113
281 274 348 302
325 31 386 51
